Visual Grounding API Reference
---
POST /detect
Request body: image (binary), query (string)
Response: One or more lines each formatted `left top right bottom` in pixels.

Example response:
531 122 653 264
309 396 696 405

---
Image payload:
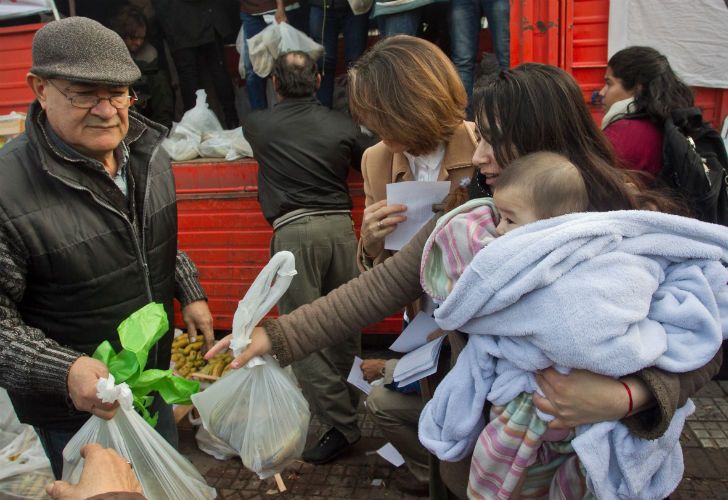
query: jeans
309 5 369 108
377 8 422 37
449 0 510 113
172 37 239 128
242 9 307 110
35 396 178 479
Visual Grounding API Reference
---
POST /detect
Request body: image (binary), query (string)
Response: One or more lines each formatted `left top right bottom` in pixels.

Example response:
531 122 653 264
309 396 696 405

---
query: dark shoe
390 468 429 496
301 428 359 465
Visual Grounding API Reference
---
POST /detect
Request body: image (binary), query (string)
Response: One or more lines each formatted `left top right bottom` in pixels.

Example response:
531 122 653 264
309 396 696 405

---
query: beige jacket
357 121 478 271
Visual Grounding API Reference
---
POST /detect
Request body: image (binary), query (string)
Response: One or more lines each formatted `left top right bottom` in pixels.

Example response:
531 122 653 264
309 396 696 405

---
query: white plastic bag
198 128 253 160
192 251 310 479
347 0 373 15
162 122 201 161
62 376 216 500
180 89 224 139
0 389 53 500
188 412 238 461
278 22 324 61
236 24 247 79
226 127 254 160
247 22 324 78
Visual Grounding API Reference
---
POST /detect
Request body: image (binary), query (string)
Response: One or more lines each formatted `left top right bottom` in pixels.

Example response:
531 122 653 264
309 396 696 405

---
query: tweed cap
31 17 141 86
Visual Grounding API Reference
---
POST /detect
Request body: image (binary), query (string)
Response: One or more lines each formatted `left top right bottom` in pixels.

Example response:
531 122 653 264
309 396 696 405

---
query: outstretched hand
205 326 272 369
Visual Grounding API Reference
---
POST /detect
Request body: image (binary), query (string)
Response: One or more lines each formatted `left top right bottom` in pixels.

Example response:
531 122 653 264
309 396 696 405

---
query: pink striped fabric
468 392 592 499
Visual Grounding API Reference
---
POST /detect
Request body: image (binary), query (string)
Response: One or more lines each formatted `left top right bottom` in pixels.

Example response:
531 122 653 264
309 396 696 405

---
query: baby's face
493 187 541 236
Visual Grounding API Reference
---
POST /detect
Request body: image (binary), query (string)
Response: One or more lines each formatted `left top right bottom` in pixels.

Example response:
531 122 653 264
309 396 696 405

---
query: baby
421 151 589 301
419 151 728 499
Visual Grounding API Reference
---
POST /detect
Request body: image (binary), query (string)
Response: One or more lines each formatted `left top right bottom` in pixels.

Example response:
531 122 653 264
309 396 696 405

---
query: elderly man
0 17 213 478
244 51 375 464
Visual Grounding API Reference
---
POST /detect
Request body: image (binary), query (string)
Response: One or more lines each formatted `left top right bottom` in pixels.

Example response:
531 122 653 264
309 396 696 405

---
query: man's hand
360 359 387 382
275 0 288 23
67 357 118 420
46 443 142 499
205 326 272 369
182 300 214 351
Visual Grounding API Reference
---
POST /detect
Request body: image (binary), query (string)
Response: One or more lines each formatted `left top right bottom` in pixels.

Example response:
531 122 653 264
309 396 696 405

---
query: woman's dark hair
108 4 148 39
473 63 639 212
607 46 694 125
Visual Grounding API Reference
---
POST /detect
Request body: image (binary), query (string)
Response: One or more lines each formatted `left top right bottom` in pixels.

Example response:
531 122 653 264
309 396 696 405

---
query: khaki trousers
272 213 362 443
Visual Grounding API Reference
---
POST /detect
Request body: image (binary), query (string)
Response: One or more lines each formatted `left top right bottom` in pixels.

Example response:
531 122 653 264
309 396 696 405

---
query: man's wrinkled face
36 78 130 164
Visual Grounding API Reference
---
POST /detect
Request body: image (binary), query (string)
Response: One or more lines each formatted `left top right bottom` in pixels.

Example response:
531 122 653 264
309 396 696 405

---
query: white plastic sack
0 389 53 500
192 251 310 479
188 412 238 461
347 0 373 15
179 89 224 139
247 22 324 78
62 376 216 500
162 122 201 161
199 128 253 160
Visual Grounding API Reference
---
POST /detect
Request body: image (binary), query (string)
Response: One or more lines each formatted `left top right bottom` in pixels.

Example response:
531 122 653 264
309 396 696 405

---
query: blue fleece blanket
418 210 728 499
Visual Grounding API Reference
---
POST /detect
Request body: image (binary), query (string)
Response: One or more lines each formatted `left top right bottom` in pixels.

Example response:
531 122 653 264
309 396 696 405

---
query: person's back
244 51 372 465
246 98 365 224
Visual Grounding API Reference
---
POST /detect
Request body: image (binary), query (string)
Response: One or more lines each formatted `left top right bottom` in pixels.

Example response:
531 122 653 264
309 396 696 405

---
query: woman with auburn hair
599 45 694 175
209 62 721 498
348 35 476 273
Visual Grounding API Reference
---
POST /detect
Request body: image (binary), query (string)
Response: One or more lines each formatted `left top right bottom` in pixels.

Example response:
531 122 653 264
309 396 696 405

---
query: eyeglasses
47 80 137 109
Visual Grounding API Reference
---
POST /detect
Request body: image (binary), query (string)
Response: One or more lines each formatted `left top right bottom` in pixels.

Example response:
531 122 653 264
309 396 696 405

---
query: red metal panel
0 23 45 115
694 87 728 129
172 159 402 335
511 0 561 67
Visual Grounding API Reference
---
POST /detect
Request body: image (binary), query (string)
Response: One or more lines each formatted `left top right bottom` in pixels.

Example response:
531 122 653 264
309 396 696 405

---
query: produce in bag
63 375 216 500
192 251 310 479
247 22 323 77
62 303 215 500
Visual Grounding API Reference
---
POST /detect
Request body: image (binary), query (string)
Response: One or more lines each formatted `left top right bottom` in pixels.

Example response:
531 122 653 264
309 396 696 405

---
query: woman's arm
208 216 438 368
533 347 722 439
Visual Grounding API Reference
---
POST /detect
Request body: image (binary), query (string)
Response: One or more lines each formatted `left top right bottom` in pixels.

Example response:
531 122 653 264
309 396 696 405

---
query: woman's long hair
473 63 640 212
607 46 694 126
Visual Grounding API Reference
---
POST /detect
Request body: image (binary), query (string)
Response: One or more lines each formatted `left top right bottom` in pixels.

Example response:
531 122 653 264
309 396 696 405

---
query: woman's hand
360 200 407 259
533 368 653 429
204 326 272 369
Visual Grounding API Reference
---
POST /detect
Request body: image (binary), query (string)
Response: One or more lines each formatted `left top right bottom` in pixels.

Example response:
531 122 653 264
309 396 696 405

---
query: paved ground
179 360 728 500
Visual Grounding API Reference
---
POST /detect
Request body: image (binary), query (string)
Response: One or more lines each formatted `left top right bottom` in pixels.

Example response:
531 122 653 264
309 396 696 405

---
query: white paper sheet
384 181 450 251
389 312 440 353
376 443 405 467
392 336 446 385
347 356 373 395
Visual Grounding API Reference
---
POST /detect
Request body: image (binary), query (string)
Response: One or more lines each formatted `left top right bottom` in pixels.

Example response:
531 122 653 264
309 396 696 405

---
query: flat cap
31 17 141 86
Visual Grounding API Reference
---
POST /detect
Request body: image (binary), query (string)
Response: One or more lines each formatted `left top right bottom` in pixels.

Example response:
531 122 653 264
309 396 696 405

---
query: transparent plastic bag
192 251 310 479
162 122 201 161
278 23 324 61
62 376 216 500
179 89 223 139
0 389 53 500
247 22 324 78
199 128 252 159
188 412 238 461
236 24 246 79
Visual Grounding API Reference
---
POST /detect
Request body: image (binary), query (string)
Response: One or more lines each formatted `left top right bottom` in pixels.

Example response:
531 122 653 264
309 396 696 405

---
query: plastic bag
347 0 373 15
192 251 310 479
179 89 223 139
162 122 201 161
0 389 53 500
62 375 216 500
188 412 238 461
199 128 253 160
247 22 324 77
236 23 246 79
